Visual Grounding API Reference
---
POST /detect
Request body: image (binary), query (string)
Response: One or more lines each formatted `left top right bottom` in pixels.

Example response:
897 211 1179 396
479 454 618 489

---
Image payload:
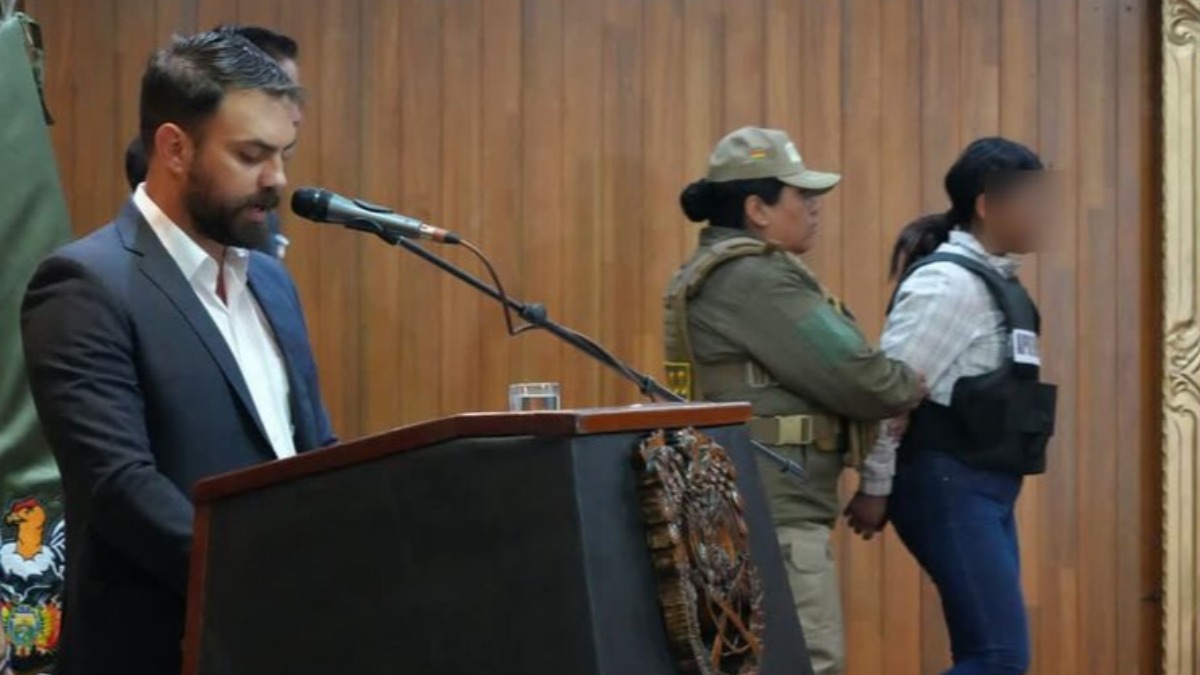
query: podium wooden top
193 402 751 504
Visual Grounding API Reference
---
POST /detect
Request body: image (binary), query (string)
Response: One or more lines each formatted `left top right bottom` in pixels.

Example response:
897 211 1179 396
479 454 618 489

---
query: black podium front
183 404 813 675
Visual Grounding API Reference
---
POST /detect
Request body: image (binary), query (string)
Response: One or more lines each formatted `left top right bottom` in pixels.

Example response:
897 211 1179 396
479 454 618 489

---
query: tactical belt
693 361 843 452
748 415 841 452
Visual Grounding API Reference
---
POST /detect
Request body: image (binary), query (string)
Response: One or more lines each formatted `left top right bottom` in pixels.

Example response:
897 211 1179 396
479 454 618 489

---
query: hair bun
679 179 715 223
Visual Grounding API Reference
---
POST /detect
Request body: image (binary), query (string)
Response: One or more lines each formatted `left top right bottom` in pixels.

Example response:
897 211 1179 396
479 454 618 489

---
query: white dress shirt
860 230 1017 495
133 185 297 459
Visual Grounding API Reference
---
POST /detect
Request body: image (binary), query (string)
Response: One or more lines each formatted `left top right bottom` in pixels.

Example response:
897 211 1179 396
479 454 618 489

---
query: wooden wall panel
1119 4 1159 674
114 0 155 159
998 1 1047 669
1078 2 1121 673
642 0 686 370
519 0 565 392
313 0 364 434
28 0 1160 672
1037 0 1084 672
478 0 523 413
599 0 645 403
876 2 924 673
357 0 404 432
561 0 606 409
839 2 886 672
798 0 842 285
439 0 482 416
915 2 963 670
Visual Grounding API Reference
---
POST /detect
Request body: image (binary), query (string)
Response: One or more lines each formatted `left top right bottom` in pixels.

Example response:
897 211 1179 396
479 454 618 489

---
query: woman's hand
844 493 889 540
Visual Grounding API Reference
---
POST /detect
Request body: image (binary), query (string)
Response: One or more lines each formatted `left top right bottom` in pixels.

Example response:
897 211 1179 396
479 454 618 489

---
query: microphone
290 187 461 244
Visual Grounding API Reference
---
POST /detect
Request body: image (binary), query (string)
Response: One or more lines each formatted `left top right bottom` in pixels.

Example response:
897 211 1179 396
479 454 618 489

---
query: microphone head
291 187 331 221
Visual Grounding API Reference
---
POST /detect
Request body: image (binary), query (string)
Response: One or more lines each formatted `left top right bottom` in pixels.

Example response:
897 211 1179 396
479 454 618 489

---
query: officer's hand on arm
731 261 922 420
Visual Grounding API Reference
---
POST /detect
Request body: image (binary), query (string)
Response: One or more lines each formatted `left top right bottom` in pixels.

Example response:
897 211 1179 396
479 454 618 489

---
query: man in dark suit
21 30 334 675
123 24 300 260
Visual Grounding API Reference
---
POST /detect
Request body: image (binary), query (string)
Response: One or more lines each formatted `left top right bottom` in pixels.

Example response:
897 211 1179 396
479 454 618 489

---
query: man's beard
184 164 280 250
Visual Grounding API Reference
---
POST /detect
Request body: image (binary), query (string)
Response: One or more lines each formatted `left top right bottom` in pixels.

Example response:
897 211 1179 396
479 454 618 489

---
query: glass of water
508 382 562 412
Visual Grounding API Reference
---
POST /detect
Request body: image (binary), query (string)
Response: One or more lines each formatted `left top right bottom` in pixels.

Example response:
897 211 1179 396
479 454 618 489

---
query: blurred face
181 89 299 249
977 172 1050 255
747 186 822 255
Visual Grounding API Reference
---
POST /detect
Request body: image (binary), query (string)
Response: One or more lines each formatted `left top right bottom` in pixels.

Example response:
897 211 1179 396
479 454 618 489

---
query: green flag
0 11 70 674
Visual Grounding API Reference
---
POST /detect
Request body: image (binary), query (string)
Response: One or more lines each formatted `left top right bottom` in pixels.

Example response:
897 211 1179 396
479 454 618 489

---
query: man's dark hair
138 30 301 155
212 24 299 62
124 137 149 189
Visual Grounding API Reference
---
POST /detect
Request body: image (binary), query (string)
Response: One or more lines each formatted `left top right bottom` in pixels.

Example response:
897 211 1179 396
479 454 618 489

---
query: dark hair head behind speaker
890 137 1045 278
212 24 300 84
124 136 149 191
212 24 299 62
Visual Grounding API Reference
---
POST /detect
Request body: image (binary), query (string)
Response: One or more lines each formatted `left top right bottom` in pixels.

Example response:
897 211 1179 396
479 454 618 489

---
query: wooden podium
182 403 813 675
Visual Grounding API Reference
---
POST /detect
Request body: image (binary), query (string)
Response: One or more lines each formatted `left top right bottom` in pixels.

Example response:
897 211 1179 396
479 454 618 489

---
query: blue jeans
888 451 1030 675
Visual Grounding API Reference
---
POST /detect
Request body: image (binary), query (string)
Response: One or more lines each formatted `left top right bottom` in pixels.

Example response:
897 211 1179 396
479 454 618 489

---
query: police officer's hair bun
679 177 786 228
680 179 715 223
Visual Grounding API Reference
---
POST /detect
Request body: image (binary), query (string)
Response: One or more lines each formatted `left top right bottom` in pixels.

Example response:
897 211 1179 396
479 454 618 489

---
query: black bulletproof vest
893 252 1058 476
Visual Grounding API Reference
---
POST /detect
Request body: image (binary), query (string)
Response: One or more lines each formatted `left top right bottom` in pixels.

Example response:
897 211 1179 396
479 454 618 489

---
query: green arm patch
794 304 869 365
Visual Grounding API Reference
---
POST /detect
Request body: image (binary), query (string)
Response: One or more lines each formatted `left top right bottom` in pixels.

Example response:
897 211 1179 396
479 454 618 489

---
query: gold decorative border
1163 2 1200 673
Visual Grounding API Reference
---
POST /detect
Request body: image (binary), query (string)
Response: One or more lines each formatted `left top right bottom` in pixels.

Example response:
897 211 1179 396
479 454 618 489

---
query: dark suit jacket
21 201 336 675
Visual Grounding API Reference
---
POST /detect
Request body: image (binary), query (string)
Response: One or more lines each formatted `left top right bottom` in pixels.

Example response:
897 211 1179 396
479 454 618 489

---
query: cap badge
784 142 802 164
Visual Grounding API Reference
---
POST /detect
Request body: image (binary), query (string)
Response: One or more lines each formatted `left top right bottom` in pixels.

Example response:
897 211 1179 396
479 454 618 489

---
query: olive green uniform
663 226 920 675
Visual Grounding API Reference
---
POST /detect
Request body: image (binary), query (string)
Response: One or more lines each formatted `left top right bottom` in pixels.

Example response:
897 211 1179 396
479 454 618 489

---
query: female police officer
663 127 926 675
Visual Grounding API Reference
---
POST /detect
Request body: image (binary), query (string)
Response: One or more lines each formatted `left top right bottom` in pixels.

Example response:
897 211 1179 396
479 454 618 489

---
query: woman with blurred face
856 137 1055 675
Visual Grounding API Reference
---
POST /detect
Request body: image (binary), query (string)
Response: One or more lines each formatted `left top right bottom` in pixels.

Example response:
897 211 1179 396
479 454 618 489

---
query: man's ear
153 123 195 177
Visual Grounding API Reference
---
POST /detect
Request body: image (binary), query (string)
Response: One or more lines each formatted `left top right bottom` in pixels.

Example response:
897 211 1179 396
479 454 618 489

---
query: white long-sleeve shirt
859 231 1018 495
133 185 296 459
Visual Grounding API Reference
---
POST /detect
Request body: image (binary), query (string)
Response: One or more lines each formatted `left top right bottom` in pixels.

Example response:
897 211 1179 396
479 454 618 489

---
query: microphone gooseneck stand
362 223 805 481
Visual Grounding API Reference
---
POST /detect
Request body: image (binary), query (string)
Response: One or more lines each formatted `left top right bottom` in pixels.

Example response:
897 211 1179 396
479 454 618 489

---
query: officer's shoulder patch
795 303 866 363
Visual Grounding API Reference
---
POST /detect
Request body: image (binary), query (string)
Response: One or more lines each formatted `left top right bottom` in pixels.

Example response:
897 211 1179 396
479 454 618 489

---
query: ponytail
890 211 955 278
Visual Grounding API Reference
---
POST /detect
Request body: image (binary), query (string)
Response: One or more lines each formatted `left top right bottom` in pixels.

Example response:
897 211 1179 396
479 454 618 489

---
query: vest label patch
1012 329 1041 366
